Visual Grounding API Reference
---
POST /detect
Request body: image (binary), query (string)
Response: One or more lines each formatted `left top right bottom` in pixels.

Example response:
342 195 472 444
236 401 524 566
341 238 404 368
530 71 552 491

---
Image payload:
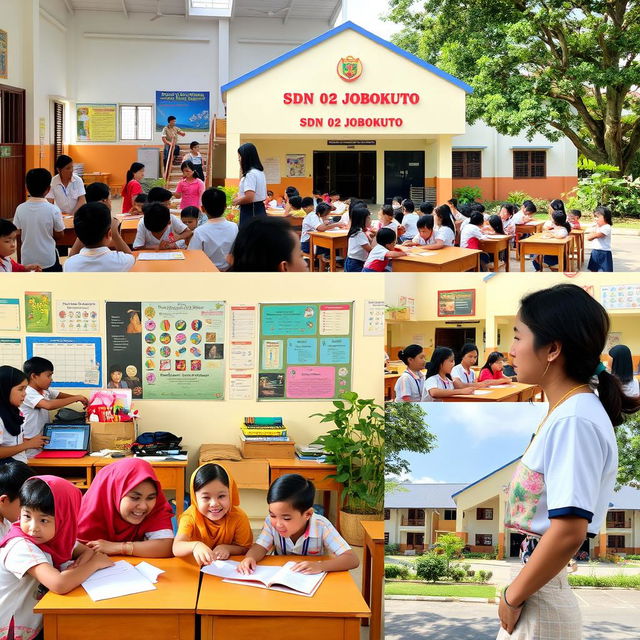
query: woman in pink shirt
121 162 144 214
174 161 205 209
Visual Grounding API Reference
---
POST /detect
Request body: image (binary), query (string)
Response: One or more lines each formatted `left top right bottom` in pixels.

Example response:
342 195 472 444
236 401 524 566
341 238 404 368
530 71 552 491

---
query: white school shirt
590 224 612 251
63 247 135 273
451 364 475 385
363 243 389 271
133 215 187 249
189 219 238 271
0 538 51 639
182 152 203 166
622 378 639 397
0 519 11 539
339 210 351 226
301 212 323 243
394 369 425 402
421 374 454 402
381 219 400 236
503 217 516 237
255 513 351 557
238 168 267 202
48 173 86 213
410 232 435 246
0 417 27 463
20 386 60 458
512 211 525 225
505 393 617 538
13 200 65 268
332 201 347 215
548 225 569 239
347 231 370 261
435 226 455 247
459 224 485 248
401 213 419 238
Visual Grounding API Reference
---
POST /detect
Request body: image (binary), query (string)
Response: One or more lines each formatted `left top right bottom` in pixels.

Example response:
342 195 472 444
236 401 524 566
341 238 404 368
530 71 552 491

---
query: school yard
385 590 640 640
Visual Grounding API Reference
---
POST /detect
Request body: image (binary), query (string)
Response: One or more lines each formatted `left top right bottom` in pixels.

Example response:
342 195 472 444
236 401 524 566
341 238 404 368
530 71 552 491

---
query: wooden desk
268 210 303 229
269 459 342 532
197 555 370 640
60 215 138 247
36 556 200 640
361 520 384 640
442 382 541 402
130 250 219 272
515 221 544 257
28 457 94 490
518 233 572 272
308 230 348 272
393 246 480 272
385 373 400 401
82 172 111 186
478 235 510 272
571 228 585 267
94 457 188 518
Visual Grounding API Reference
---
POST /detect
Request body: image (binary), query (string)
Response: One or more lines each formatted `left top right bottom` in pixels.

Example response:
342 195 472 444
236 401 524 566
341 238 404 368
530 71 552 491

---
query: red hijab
77 458 173 543
0 475 82 569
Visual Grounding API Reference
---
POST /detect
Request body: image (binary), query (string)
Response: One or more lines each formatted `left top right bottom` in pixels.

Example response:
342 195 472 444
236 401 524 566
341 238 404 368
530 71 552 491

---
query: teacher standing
232 143 267 228
47 155 86 215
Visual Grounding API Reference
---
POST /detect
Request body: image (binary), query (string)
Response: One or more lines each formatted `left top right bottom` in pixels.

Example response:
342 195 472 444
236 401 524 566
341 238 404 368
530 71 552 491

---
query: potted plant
385 305 408 321
311 391 384 546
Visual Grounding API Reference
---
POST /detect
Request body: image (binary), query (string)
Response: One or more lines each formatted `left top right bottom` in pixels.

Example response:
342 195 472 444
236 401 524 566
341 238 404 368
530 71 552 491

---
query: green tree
415 552 448 582
385 402 437 476
435 533 465 570
616 412 640 489
385 0 640 175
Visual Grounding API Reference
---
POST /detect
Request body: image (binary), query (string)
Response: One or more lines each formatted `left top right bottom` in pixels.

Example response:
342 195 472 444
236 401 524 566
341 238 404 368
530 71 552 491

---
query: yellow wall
2 273 384 520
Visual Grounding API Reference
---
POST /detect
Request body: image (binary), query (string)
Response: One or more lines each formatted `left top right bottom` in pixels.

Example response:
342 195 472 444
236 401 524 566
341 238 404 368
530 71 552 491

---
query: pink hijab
0 475 82 568
77 457 173 543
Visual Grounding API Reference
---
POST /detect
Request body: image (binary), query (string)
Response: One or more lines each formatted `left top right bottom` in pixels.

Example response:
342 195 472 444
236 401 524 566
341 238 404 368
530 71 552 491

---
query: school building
1 1 577 220
385 273 640 370
386 463 640 558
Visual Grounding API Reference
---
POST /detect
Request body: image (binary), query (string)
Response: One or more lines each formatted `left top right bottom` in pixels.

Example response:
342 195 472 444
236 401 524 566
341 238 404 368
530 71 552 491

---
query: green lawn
530 212 640 229
385 582 497 598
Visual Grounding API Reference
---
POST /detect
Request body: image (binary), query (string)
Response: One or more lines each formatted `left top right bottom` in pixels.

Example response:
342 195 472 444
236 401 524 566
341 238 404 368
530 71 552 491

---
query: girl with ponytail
532 202 572 271
497 284 640 639
394 344 426 402
121 162 145 214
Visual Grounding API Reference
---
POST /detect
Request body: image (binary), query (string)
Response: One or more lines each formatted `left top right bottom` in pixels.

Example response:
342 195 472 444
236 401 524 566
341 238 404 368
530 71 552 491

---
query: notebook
201 560 326 597
33 424 90 459
81 560 164 601
137 252 185 261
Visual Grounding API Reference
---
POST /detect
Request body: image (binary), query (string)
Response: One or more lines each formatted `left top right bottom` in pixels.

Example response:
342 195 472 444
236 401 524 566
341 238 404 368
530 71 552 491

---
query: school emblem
337 56 363 82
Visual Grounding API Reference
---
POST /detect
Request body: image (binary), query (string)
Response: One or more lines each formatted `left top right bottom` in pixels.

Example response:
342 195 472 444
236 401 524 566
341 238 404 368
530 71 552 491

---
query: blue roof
385 483 468 509
609 485 640 510
221 21 474 95
451 457 522 498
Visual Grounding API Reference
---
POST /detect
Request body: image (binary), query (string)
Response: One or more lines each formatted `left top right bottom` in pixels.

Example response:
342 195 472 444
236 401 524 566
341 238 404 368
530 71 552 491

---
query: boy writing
189 188 238 271
13 168 65 271
0 220 42 272
20 357 89 458
64 202 135 272
133 203 192 250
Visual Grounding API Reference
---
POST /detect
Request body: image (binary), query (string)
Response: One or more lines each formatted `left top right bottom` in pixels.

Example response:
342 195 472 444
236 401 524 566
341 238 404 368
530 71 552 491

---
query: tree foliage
385 402 437 477
385 0 640 174
616 412 640 488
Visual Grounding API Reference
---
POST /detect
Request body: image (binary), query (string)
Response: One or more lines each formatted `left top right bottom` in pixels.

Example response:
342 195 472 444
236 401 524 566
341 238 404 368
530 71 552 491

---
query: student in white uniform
394 344 427 402
497 284 640 639
399 200 419 242
0 461 35 539
532 209 571 271
609 344 639 397
451 343 493 389
587 206 614 272
345 208 372 272
132 203 192 250
421 204 456 250
421 347 474 402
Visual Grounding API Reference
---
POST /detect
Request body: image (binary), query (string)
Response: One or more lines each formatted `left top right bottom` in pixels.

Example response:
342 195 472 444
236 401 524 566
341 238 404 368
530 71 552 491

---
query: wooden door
0 84 25 219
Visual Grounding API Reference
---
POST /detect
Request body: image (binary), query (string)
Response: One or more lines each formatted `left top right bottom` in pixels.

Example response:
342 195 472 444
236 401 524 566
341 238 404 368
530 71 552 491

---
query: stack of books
295 444 327 463
241 417 289 442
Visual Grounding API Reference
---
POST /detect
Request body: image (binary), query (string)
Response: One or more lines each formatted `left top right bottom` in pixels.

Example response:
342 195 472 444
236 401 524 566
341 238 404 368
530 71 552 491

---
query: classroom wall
0 0 30 90
1 273 384 520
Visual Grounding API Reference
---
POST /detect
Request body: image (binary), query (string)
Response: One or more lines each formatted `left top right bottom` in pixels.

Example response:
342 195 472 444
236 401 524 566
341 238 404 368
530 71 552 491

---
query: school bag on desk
53 408 87 424
131 431 184 456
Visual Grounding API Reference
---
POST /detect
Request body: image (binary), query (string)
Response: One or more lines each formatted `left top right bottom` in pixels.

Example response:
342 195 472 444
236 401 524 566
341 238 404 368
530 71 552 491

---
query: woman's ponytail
593 369 640 427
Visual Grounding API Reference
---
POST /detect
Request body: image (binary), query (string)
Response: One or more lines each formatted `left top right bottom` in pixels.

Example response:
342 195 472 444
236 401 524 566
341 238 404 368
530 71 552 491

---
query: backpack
53 408 86 424
131 431 183 456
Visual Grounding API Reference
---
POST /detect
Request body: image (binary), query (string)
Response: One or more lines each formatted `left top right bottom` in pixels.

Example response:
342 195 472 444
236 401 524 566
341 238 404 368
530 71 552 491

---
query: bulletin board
25 337 102 388
601 285 640 310
258 303 353 401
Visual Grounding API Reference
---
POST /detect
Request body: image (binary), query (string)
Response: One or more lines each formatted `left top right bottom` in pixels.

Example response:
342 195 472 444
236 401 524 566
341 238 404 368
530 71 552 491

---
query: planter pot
340 510 383 547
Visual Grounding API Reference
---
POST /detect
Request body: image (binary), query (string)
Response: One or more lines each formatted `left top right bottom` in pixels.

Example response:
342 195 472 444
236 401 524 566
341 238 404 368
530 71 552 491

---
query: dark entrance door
384 150 425 204
313 151 376 202
0 85 26 220
510 533 526 558
434 327 477 354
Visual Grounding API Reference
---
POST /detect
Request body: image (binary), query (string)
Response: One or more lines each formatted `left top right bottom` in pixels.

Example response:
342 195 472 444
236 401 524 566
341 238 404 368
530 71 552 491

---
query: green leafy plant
218 185 239 207
434 533 465 570
311 392 384 515
447 566 466 582
415 553 448 582
453 185 482 204
385 564 411 579
140 177 166 193
385 543 401 555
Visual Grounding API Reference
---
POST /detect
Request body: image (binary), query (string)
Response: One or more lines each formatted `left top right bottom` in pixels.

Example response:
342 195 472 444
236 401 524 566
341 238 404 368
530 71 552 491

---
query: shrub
626 554 640 561
385 564 410 580
462 551 497 560
385 543 400 555
569 574 640 588
415 553 448 582
485 571 493 582
467 569 476 578
453 186 482 204
477 569 487 582
448 567 466 582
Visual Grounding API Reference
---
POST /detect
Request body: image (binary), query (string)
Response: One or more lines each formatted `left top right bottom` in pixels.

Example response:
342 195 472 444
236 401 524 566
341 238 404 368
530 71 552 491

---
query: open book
81 560 164 601
201 559 326 597
137 252 185 261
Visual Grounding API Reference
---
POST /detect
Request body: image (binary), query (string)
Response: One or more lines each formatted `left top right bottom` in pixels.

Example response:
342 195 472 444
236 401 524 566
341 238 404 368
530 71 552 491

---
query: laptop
33 424 90 459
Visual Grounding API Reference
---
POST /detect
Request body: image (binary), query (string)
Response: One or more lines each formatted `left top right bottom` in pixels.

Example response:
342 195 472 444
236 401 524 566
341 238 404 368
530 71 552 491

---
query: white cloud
396 471 445 484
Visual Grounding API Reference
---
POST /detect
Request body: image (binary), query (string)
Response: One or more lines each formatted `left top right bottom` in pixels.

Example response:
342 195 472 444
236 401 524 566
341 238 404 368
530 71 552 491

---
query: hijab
0 365 26 438
77 457 173 543
0 476 81 568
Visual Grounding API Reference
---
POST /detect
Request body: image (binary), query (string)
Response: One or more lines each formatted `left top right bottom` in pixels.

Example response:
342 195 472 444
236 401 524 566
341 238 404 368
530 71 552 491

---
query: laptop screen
43 425 90 451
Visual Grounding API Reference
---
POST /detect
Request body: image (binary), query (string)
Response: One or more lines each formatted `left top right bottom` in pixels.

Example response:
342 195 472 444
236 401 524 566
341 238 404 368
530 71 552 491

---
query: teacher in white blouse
47 155 86 215
232 143 267 228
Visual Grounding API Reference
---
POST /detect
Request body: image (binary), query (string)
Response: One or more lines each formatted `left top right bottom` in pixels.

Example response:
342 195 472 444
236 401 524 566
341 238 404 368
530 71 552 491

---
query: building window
384 509 390 521
477 508 494 521
476 534 493 547
452 151 481 178
443 509 457 521
513 150 546 178
608 535 625 550
120 105 153 141
406 532 424 548
607 511 626 528
404 508 425 526
384 532 389 544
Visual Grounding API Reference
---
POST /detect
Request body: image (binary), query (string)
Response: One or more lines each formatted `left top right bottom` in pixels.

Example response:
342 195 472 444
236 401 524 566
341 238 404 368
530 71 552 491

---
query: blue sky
396 403 549 484
344 0 400 40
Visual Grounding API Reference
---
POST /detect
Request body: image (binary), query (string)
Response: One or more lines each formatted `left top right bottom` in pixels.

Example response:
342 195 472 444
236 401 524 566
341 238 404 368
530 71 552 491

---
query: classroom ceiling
64 0 343 23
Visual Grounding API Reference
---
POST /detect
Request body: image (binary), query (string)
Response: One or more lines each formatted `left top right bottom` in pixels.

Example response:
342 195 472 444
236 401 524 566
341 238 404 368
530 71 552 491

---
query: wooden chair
518 386 537 402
